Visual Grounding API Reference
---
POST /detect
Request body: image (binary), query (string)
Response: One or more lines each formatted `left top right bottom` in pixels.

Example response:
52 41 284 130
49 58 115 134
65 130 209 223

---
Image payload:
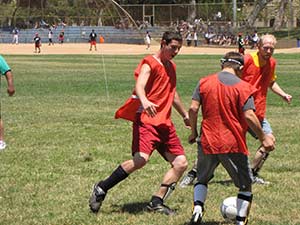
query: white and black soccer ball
220 196 237 221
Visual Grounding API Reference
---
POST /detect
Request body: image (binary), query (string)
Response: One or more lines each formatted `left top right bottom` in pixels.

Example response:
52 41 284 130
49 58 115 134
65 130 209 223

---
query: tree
273 0 288 31
85 0 113 26
187 0 196 22
244 0 273 29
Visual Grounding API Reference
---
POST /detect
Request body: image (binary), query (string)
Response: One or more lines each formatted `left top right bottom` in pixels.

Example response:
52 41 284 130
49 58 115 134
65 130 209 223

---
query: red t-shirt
242 52 276 121
115 55 177 126
200 74 256 155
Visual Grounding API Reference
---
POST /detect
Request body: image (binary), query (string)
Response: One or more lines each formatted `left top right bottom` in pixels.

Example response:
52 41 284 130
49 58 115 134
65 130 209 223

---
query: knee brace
161 182 176 201
252 148 269 175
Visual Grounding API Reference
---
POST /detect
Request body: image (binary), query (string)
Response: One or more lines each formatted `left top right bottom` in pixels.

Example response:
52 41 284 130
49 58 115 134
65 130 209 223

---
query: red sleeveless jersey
115 55 177 126
200 74 256 155
242 52 276 121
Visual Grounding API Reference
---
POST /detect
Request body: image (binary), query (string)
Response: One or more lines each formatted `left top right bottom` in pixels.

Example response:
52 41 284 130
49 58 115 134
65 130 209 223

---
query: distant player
12 27 19 45
48 29 54 45
145 31 151 49
58 30 64 44
33 33 41 53
238 32 245 55
89 29 97 51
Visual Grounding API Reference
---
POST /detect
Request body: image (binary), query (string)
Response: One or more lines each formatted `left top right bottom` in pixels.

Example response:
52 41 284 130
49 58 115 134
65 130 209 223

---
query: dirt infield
1 43 299 55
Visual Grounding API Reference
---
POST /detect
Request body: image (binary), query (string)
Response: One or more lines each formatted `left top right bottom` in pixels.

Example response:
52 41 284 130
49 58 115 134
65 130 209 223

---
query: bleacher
0 26 164 44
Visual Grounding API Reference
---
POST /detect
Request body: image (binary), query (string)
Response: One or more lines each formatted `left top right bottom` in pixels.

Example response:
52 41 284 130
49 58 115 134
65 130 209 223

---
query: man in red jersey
188 52 274 225
242 34 292 184
180 34 293 187
89 31 190 215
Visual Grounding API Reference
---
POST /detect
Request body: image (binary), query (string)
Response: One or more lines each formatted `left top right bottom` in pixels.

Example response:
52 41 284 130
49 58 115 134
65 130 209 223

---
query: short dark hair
221 51 244 71
162 31 182 45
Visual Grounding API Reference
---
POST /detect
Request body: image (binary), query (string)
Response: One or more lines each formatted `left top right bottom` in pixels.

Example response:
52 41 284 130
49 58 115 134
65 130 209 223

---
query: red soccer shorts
132 114 185 159
90 40 96 46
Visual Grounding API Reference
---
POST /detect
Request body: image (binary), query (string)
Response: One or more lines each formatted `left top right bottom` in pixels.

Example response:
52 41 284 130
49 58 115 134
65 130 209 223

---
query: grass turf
0 53 299 225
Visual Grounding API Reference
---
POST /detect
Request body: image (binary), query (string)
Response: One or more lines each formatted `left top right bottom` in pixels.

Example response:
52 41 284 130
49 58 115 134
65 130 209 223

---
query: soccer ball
220 196 237 221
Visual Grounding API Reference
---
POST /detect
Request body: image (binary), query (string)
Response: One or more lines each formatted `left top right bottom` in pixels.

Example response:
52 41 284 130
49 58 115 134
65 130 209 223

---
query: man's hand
142 100 158 117
188 133 198 144
7 85 15 96
183 116 191 129
282 93 292 103
261 135 275 152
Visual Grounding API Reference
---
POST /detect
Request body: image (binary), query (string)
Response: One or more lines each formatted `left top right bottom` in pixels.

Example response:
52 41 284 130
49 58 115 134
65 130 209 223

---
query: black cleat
147 201 175 215
89 182 106 213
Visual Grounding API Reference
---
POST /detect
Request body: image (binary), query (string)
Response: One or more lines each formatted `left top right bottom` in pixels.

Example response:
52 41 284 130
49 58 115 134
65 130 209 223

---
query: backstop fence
1 2 300 30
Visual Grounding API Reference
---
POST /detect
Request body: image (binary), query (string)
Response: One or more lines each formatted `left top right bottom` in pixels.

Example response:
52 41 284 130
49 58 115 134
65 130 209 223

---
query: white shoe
252 176 270 185
190 205 204 224
180 173 196 188
0 141 7 150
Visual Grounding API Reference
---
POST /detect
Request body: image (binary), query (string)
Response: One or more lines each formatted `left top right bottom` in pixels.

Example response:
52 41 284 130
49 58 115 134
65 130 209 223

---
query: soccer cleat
252 175 270 185
0 141 6 151
89 182 106 213
180 173 196 188
236 218 249 225
147 201 175 215
190 205 204 225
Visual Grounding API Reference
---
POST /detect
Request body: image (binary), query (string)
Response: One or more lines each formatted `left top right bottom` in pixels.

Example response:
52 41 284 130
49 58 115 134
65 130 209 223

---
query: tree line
0 0 297 31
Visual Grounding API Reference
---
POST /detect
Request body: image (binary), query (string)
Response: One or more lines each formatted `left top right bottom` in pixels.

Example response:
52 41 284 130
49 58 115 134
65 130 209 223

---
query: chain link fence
0 2 299 30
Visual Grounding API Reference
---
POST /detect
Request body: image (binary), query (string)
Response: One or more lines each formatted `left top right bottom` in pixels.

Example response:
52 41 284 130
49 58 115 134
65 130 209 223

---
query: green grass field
0 53 299 225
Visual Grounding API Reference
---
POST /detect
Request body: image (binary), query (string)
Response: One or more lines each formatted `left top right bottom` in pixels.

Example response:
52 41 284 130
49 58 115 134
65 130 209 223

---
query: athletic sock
194 183 208 204
236 192 253 222
98 165 128 192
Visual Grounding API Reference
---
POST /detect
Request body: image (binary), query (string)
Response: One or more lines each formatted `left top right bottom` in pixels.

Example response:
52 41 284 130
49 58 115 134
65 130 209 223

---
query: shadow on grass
111 201 149 214
182 220 231 225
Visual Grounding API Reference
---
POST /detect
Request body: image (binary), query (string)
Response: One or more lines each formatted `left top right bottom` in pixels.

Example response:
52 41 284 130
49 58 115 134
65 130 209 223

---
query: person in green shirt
0 55 15 150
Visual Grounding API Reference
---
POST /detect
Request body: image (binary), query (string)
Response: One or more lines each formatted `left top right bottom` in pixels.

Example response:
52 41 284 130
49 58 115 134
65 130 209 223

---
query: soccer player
238 32 245 55
11 27 19 45
89 31 190 215
89 29 97 51
33 33 41 53
0 55 15 151
188 52 274 225
180 34 293 187
48 29 54 45
242 34 292 184
145 31 151 50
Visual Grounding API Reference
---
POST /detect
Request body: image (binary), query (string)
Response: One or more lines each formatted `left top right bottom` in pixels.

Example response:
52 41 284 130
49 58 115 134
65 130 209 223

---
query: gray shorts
196 144 253 191
248 118 273 138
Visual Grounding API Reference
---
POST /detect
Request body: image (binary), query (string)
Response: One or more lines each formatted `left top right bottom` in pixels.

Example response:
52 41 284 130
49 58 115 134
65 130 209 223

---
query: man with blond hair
242 34 292 184
180 34 292 187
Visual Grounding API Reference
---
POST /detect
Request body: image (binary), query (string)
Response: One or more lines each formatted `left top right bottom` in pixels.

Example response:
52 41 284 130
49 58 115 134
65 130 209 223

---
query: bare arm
135 64 158 117
188 99 200 144
269 81 292 103
5 71 15 96
173 91 190 127
244 109 274 151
